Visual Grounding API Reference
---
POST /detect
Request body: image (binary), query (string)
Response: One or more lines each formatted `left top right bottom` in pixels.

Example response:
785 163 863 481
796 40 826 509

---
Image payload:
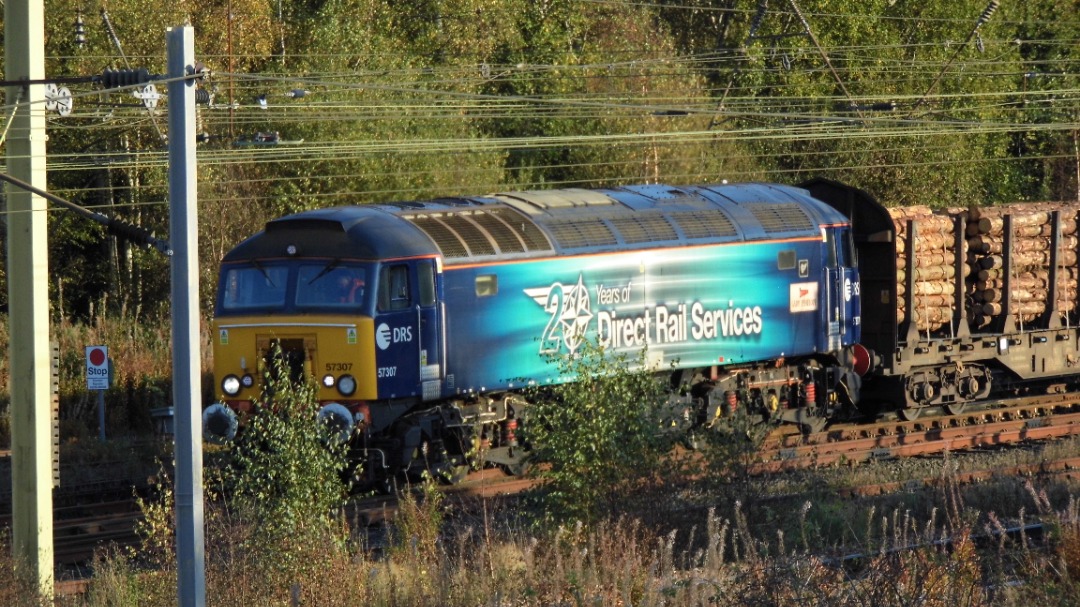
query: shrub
211 348 352 579
525 341 674 526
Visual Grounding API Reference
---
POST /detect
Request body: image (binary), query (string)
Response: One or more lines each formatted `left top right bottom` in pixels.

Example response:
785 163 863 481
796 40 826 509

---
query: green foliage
525 341 674 525
389 479 445 558
3 0 1075 328
212 350 352 577
693 406 772 513
133 462 177 570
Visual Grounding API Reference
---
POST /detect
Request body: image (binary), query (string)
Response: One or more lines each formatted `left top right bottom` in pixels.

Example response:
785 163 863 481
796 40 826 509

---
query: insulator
977 0 999 26
74 13 87 47
502 418 518 447
101 67 152 89
195 89 213 105
747 0 768 38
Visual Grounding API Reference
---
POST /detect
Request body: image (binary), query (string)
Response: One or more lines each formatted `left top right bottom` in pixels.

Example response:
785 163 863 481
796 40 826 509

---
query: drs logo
376 323 413 350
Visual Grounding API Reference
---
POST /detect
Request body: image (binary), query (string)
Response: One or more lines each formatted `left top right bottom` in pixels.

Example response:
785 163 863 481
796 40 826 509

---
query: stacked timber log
966 204 1080 329
889 201 1080 334
890 206 966 332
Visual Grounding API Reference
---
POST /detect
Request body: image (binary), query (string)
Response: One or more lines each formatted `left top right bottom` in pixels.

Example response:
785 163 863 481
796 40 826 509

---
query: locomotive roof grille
748 203 814 233
470 209 526 254
403 207 555 259
237 183 847 264
410 215 470 258
608 214 678 244
670 210 738 239
545 218 619 249
441 214 497 256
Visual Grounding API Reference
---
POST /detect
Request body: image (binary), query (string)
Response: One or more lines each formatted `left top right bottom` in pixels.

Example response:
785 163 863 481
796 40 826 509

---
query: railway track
756 395 1080 472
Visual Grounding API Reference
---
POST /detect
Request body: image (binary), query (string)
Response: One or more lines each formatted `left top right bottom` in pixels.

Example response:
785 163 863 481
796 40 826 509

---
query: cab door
373 260 442 400
823 227 860 352
414 259 443 400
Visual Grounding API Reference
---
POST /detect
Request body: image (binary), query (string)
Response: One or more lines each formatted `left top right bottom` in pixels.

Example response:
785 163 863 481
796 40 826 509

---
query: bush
211 349 352 578
525 341 674 525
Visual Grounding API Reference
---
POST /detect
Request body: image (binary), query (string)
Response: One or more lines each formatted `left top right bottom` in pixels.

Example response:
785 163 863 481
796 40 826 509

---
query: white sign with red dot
86 345 110 390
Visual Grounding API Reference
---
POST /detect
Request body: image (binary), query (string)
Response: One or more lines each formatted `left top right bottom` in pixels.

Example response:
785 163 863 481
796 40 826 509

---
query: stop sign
86 345 109 390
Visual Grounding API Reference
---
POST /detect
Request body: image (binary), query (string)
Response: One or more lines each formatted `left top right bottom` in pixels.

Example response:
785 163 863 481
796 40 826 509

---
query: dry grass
5 316 1080 604
1 475 1070 606
0 314 212 448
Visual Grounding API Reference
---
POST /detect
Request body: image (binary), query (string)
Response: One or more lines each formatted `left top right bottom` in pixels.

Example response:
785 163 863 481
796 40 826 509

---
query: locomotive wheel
899 407 921 421
795 409 826 435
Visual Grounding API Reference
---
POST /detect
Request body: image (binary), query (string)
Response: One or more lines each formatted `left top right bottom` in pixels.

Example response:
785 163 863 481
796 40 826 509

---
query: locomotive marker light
337 374 357 396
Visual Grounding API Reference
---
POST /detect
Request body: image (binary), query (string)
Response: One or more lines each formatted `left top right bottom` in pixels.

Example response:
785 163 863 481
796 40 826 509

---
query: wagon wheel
944 402 967 416
899 407 921 421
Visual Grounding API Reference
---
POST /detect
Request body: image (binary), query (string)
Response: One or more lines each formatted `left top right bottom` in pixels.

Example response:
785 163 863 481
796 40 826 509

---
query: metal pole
5 0 54 598
167 26 206 607
98 391 106 441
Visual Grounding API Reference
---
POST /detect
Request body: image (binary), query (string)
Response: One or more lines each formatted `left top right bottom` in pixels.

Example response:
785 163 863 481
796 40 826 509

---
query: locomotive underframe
350 353 861 487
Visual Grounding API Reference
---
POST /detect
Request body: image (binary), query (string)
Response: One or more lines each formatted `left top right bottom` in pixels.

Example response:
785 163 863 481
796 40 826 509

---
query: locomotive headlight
337 374 357 397
322 374 335 388
241 374 254 388
221 374 242 396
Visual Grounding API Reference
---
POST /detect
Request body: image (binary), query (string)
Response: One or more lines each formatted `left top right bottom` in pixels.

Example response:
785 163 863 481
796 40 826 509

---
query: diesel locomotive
204 178 1080 485
205 180 866 484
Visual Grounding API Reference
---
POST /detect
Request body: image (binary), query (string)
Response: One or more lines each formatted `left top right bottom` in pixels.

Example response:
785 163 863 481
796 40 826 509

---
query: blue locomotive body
439 226 853 395
210 182 864 483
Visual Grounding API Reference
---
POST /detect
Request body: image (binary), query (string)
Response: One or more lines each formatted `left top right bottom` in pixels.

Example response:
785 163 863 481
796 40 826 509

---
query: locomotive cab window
418 260 436 307
296 263 368 307
825 227 854 268
839 228 855 266
221 265 288 310
378 264 412 311
475 275 498 297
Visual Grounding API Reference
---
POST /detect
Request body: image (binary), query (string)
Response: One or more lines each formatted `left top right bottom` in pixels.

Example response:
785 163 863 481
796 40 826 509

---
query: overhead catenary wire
5 0 1071 215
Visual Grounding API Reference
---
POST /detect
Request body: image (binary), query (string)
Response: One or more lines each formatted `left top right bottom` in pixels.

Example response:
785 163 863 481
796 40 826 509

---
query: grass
1 464 1075 606
0 315 213 450
4 317 1080 604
